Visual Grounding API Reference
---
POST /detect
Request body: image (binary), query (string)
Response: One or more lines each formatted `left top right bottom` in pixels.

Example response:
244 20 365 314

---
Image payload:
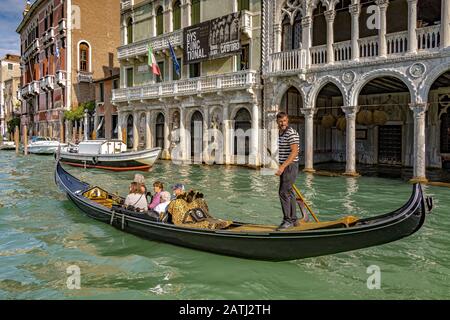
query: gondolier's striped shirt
278 127 300 164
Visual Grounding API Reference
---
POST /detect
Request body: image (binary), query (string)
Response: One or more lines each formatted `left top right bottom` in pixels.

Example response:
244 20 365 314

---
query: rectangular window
126 68 134 87
157 61 165 83
172 57 182 81
237 44 249 70
80 49 88 71
191 0 201 25
113 79 119 90
238 0 250 11
99 82 104 102
189 62 200 78
173 4 181 31
8 63 13 70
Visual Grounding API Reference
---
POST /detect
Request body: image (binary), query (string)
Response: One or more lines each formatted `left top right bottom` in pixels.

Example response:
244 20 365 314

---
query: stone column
182 1 191 28
179 107 186 162
117 112 123 142
250 103 260 167
274 23 282 52
145 110 152 149
165 8 173 33
301 108 315 173
409 103 428 182
132 111 139 151
349 4 360 61
407 0 418 54
301 16 312 66
342 106 359 176
151 13 157 37
202 106 209 163
223 104 231 164
376 0 389 58
442 0 450 49
163 108 170 159
324 10 336 64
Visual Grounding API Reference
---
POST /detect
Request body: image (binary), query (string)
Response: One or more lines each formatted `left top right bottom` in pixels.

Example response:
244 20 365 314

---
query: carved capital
349 4 360 16
409 103 428 118
301 16 312 28
300 108 316 118
324 10 336 22
342 106 359 117
375 0 389 10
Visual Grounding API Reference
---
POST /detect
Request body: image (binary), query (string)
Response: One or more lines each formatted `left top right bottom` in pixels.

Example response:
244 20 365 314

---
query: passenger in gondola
171 183 185 200
124 182 148 212
148 181 164 210
154 191 171 214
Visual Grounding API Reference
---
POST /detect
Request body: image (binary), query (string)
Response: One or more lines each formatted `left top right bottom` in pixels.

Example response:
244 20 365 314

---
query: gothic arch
272 79 306 108
419 62 450 103
308 75 348 107
349 69 418 106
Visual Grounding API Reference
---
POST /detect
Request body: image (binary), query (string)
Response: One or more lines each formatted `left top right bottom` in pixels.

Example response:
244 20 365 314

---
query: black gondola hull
55 162 427 261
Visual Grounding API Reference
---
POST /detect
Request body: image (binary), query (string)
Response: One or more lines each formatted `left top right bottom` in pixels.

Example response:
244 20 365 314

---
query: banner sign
183 12 241 64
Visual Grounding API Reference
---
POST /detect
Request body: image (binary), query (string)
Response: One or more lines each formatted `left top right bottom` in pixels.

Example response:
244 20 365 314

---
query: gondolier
275 112 300 230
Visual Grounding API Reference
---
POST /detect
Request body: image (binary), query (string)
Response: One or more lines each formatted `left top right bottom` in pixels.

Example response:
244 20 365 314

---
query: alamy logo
66 265 81 290
366 265 381 289
72 5 81 30
366 5 381 30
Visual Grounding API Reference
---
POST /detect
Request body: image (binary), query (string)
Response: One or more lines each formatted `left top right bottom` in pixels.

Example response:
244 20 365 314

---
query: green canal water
0 152 449 300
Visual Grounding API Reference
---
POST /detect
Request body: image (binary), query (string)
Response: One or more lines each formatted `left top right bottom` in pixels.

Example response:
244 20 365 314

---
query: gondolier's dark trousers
279 162 299 224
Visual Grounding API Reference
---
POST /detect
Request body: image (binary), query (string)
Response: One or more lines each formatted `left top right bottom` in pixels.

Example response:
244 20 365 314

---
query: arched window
234 108 251 156
282 12 302 51
190 111 203 157
79 42 90 72
156 6 164 35
191 0 200 25
126 18 133 44
173 1 181 31
155 113 165 148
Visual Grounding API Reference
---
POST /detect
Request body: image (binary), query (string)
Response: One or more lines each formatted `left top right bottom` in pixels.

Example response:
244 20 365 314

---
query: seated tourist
148 181 163 210
171 183 185 200
133 173 147 195
124 182 148 212
154 191 171 214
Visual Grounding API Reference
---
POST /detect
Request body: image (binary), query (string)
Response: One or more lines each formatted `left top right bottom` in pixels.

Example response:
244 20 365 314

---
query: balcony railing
268 49 307 75
118 29 183 60
112 70 258 103
310 45 327 65
56 71 67 87
78 71 93 83
30 81 40 96
333 40 352 62
386 31 408 55
417 24 440 51
58 19 67 36
43 28 55 45
45 75 55 90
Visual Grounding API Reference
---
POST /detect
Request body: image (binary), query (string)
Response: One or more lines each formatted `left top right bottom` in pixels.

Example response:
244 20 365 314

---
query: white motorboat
0 141 16 151
27 137 67 155
58 139 161 171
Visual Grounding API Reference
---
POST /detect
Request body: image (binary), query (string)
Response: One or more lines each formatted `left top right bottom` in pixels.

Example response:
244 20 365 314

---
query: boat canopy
78 140 127 154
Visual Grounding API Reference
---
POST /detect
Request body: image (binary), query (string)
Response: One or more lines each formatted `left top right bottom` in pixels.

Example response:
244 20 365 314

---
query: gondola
54 161 433 261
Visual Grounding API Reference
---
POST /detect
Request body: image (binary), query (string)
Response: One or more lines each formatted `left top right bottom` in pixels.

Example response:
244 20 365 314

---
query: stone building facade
262 0 450 181
0 54 21 137
112 0 262 166
17 0 121 140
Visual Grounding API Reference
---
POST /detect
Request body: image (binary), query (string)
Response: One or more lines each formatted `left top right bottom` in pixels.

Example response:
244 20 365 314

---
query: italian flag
148 45 161 76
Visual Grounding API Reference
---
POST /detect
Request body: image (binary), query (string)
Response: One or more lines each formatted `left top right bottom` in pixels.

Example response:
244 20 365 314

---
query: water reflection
343 177 359 215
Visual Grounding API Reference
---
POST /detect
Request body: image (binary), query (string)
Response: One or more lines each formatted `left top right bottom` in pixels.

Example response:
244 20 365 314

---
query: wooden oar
292 184 320 223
